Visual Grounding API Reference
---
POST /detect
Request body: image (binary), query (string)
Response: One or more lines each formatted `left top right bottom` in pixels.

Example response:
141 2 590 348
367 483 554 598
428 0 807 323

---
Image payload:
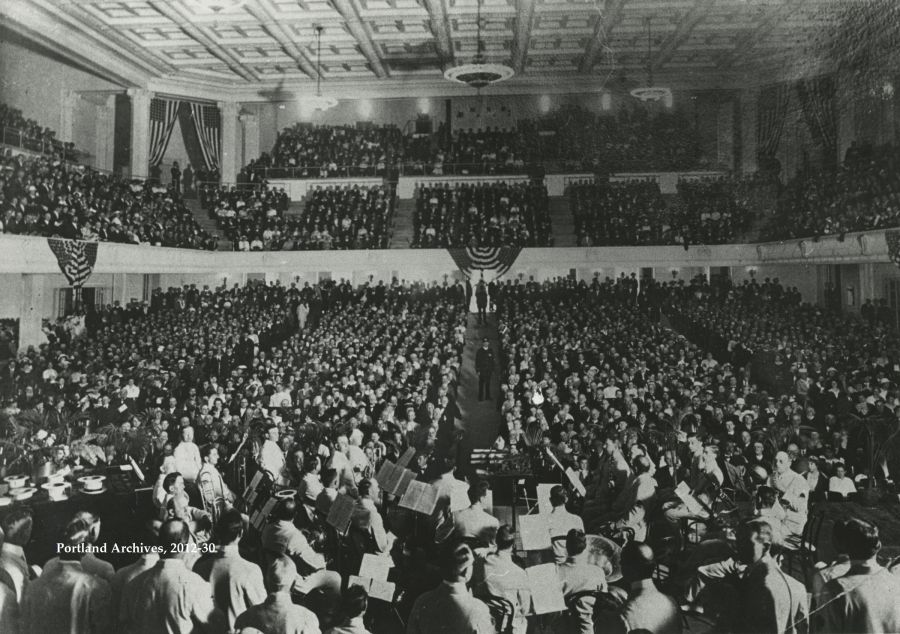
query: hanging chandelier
298 26 338 113
630 17 672 106
444 0 514 89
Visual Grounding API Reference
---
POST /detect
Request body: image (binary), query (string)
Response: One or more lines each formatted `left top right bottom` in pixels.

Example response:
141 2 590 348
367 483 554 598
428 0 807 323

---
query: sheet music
536 483 555 515
368 579 396 602
450 483 470 512
397 446 416 468
518 514 552 551
527 564 567 615
399 480 438 514
359 553 392 582
375 461 394 490
674 481 704 516
326 493 355 533
394 469 416 498
565 468 587 497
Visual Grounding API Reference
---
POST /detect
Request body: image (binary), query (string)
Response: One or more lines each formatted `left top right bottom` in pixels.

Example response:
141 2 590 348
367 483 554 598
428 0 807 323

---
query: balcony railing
1 125 80 161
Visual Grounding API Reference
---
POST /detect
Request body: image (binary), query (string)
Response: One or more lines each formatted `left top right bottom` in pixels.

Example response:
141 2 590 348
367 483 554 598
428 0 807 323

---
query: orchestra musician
197 445 238 525
258 423 288 486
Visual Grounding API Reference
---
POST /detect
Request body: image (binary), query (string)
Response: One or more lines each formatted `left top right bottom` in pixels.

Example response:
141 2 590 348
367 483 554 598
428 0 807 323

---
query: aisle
453 312 502 476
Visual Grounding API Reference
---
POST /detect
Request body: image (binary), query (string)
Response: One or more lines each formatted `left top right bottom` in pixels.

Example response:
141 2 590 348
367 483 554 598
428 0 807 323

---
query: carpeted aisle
453 312 502 476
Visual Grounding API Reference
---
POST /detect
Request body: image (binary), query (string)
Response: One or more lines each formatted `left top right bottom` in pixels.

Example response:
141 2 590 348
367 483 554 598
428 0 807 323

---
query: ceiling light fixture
630 17 672 106
192 0 246 13
298 26 338 113
444 0 515 90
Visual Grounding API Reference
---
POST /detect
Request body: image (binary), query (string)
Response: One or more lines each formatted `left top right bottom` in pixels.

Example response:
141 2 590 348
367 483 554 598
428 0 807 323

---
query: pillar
239 112 260 167
94 94 116 172
127 88 151 179
739 86 758 175
59 89 79 147
18 275 45 353
218 100 239 184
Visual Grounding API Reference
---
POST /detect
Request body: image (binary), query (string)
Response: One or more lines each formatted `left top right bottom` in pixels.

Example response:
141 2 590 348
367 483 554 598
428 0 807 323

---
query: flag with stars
48 238 98 287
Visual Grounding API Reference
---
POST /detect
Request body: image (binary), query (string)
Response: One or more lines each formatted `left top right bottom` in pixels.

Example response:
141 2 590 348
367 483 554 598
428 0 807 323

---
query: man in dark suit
475 338 494 402
475 280 488 325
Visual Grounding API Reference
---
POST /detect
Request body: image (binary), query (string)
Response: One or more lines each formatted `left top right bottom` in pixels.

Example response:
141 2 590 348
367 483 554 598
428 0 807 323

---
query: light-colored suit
732 557 808 634
818 564 900 634
453 504 500 544
594 578 682 634
406 580 494 634
478 552 530 634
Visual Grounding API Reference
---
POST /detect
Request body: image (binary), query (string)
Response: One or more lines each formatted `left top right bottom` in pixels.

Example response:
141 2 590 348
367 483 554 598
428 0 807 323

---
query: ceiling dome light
297 26 338 113
631 18 672 106
444 0 514 90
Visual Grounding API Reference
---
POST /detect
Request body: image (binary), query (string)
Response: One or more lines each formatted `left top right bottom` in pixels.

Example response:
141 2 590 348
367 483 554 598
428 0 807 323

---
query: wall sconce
747 267 758 278
670 268 679 279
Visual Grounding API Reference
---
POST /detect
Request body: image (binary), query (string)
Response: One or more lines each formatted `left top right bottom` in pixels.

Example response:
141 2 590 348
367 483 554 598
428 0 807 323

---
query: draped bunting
191 103 221 171
149 98 180 166
757 83 791 158
796 75 838 169
447 247 521 280
177 102 210 173
48 238 98 287
886 230 900 269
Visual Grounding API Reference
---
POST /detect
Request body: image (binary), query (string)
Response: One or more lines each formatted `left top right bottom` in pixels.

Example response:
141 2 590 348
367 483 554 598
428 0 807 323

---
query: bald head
158 519 188 556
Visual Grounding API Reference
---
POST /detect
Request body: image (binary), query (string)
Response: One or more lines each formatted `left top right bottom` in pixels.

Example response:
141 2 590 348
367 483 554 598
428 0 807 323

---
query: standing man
475 338 495 402
171 160 181 193
183 164 194 197
475 279 488 325
730 519 807 634
120 519 225 633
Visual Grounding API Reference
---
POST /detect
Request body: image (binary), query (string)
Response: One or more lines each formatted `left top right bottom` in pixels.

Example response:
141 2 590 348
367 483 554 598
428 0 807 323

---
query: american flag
48 238 98 287
448 247 521 280
191 102 221 170
149 98 180 166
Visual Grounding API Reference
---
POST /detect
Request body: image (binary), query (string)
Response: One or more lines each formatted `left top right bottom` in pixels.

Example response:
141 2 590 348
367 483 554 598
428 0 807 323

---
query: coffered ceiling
3 0 849 98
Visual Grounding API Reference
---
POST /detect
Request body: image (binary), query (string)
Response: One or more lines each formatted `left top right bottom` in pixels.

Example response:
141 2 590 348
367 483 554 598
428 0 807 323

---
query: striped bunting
48 238 98 287
447 247 521 279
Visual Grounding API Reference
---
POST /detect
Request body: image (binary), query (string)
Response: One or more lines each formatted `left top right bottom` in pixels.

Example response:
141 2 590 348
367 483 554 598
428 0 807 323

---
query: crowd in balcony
760 142 900 241
0 148 217 249
246 123 402 179
245 105 707 178
0 102 78 160
412 182 552 248
203 182 393 251
570 176 756 247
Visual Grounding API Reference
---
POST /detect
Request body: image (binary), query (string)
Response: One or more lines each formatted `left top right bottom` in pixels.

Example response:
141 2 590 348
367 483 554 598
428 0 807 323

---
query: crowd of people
569 176 758 247
247 124 403 179
0 102 78 161
0 148 218 249
200 183 394 251
761 142 900 241
0 271 899 632
244 105 709 179
412 182 552 248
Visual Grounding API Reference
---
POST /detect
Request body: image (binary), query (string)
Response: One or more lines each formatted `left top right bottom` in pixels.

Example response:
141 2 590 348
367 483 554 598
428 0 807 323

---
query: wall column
59 89 79 146
94 94 116 172
18 275 45 353
127 88 151 179
739 86 758 174
239 112 260 167
218 100 239 184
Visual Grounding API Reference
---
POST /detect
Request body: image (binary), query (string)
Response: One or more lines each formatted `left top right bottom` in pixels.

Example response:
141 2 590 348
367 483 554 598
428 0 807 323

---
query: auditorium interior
2 0 900 632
